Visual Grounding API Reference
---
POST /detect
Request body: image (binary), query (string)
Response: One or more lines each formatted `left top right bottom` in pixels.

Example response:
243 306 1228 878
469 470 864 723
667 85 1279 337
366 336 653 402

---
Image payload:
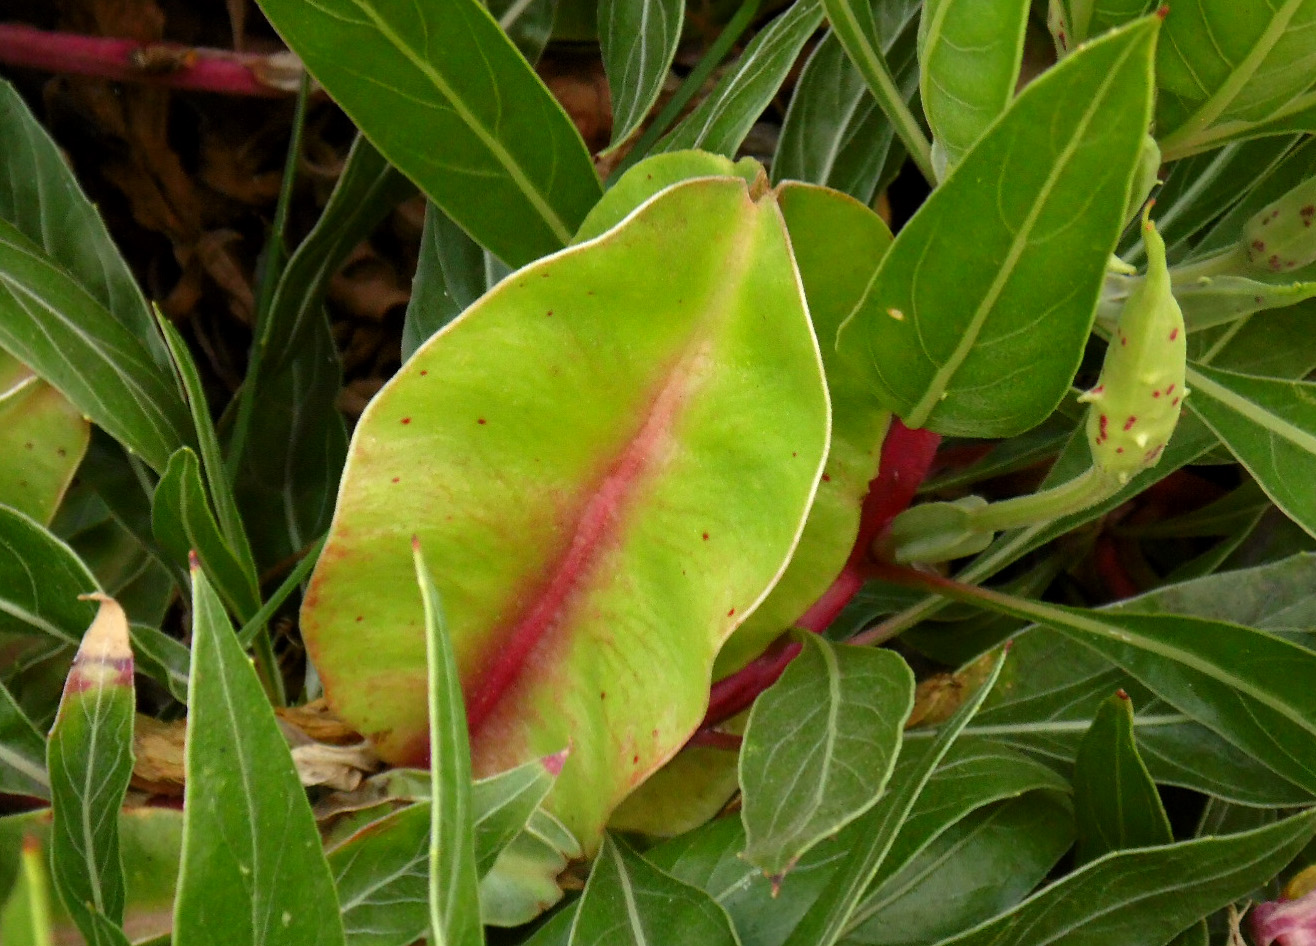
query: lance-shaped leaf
414 544 483 946
1186 363 1316 539
740 636 913 877
1048 0 1154 52
174 564 345 946
600 0 684 150
937 808 1316 946
918 0 1030 177
481 808 580 927
1072 691 1172 865
0 679 47 798
568 835 739 946
0 504 97 646
1156 0 1316 160
301 177 830 850
0 351 87 525
255 0 600 268
659 0 825 156
401 203 487 361
836 18 1158 437
0 837 53 946
782 647 1008 946
45 595 134 946
330 756 562 946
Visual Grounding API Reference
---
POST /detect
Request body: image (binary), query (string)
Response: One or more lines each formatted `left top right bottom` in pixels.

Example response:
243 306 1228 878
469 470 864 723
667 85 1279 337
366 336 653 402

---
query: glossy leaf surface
0 352 87 524
303 178 829 849
741 637 913 876
937 809 1316 946
174 567 345 946
255 0 600 267
918 0 1029 175
401 203 486 361
1187 363 1316 538
45 596 134 946
0 679 47 798
568 835 739 946
836 19 1157 437
1072 692 1171 865
0 505 98 644
660 0 825 156
600 0 684 148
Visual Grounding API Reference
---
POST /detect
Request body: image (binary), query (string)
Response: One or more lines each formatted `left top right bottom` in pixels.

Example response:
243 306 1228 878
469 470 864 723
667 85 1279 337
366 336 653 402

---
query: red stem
694 420 941 736
0 24 302 97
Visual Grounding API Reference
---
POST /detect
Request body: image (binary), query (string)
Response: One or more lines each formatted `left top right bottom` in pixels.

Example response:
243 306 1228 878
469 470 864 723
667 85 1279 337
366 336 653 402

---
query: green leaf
0 838 53 946
255 0 601 268
741 637 914 877
717 181 893 675
0 678 47 798
330 758 561 946
302 177 830 850
45 596 134 946
401 203 486 361
174 565 345 946
0 351 87 525
935 809 1316 946
1072 692 1172 865
0 80 168 369
127 624 190 703
568 835 739 946
265 135 414 370
0 220 191 473
1048 0 1155 51
600 0 685 149
1186 362 1316 539
772 18 920 202
918 0 1030 176
1168 274 1316 332
659 0 825 156
0 504 98 645
836 18 1158 437
782 647 1008 946
491 0 559 62
1156 0 1316 160
414 543 484 946
152 448 260 621
842 794 1075 946
480 808 580 927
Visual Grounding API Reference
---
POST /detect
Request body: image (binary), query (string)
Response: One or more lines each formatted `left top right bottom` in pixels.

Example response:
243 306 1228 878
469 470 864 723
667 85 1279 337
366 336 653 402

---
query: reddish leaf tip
541 746 570 776
1116 689 1130 700
188 549 200 571
411 534 421 552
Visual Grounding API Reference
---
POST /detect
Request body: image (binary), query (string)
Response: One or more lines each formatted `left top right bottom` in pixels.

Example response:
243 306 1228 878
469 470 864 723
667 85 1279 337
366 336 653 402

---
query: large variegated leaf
302 177 830 850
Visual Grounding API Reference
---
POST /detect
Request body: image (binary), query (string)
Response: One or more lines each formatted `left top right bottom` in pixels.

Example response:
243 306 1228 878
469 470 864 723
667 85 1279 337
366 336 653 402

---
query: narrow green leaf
0 220 191 472
837 18 1158 437
844 794 1075 946
1156 0 1316 159
174 564 345 946
600 0 685 148
0 351 87 525
265 135 415 370
0 678 47 798
935 809 1316 946
772 13 920 202
782 647 1008 946
45 595 134 946
1186 362 1316 538
480 808 580 927
568 835 739 946
659 0 824 156
127 624 189 703
152 448 260 621
330 757 561 946
401 202 487 361
491 0 559 62
0 504 98 645
1072 692 1172 865
918 0 1030 176
1048 0 1154 51
740 636 914 877
414 542 483 946
0 80 168 369
0 838 54 946
820 0 934 180
255 0 601 268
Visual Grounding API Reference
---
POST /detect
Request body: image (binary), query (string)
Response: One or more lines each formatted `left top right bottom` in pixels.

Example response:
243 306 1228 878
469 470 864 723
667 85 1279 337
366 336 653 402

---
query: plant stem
606 0 763 177
966 466 1115 533
0 24 303 97
224 72 311 482
237 535 326 649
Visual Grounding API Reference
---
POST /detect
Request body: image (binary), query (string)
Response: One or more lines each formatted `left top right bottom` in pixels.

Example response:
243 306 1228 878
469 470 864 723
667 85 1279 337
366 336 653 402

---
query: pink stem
0 24 301 97
694 420 942 736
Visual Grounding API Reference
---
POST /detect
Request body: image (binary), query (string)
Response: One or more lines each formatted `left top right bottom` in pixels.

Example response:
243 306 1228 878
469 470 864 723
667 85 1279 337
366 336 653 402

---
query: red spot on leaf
1166 383 1175 394
1098 414 1109 442
632 754 639 764
1152 390 1161 398
1116 447 1124 453
702 532 709 541
420 370 428 376
546 310 553 317
401 417 411 425
1155 3 1169 18
821 474 831 482
727 608 736 616
477 418 486 425
392 477 400 483
1123 416 1137 431
1252 240 1266 252
355 615 364 622
1171 396 1180 406
1168 328 1179 341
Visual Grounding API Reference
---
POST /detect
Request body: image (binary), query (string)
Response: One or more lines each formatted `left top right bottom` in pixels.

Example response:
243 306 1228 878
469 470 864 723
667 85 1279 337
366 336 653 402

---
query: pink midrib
463 344 702 738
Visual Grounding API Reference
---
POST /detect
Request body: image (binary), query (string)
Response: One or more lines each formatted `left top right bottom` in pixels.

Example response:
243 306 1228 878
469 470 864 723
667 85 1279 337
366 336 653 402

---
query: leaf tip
188 549 200 572
68 593 133 692
542 746 570 776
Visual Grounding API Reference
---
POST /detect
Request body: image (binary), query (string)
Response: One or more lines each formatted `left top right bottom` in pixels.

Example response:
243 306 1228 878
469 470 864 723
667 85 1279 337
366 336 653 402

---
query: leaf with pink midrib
302 177 831 850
